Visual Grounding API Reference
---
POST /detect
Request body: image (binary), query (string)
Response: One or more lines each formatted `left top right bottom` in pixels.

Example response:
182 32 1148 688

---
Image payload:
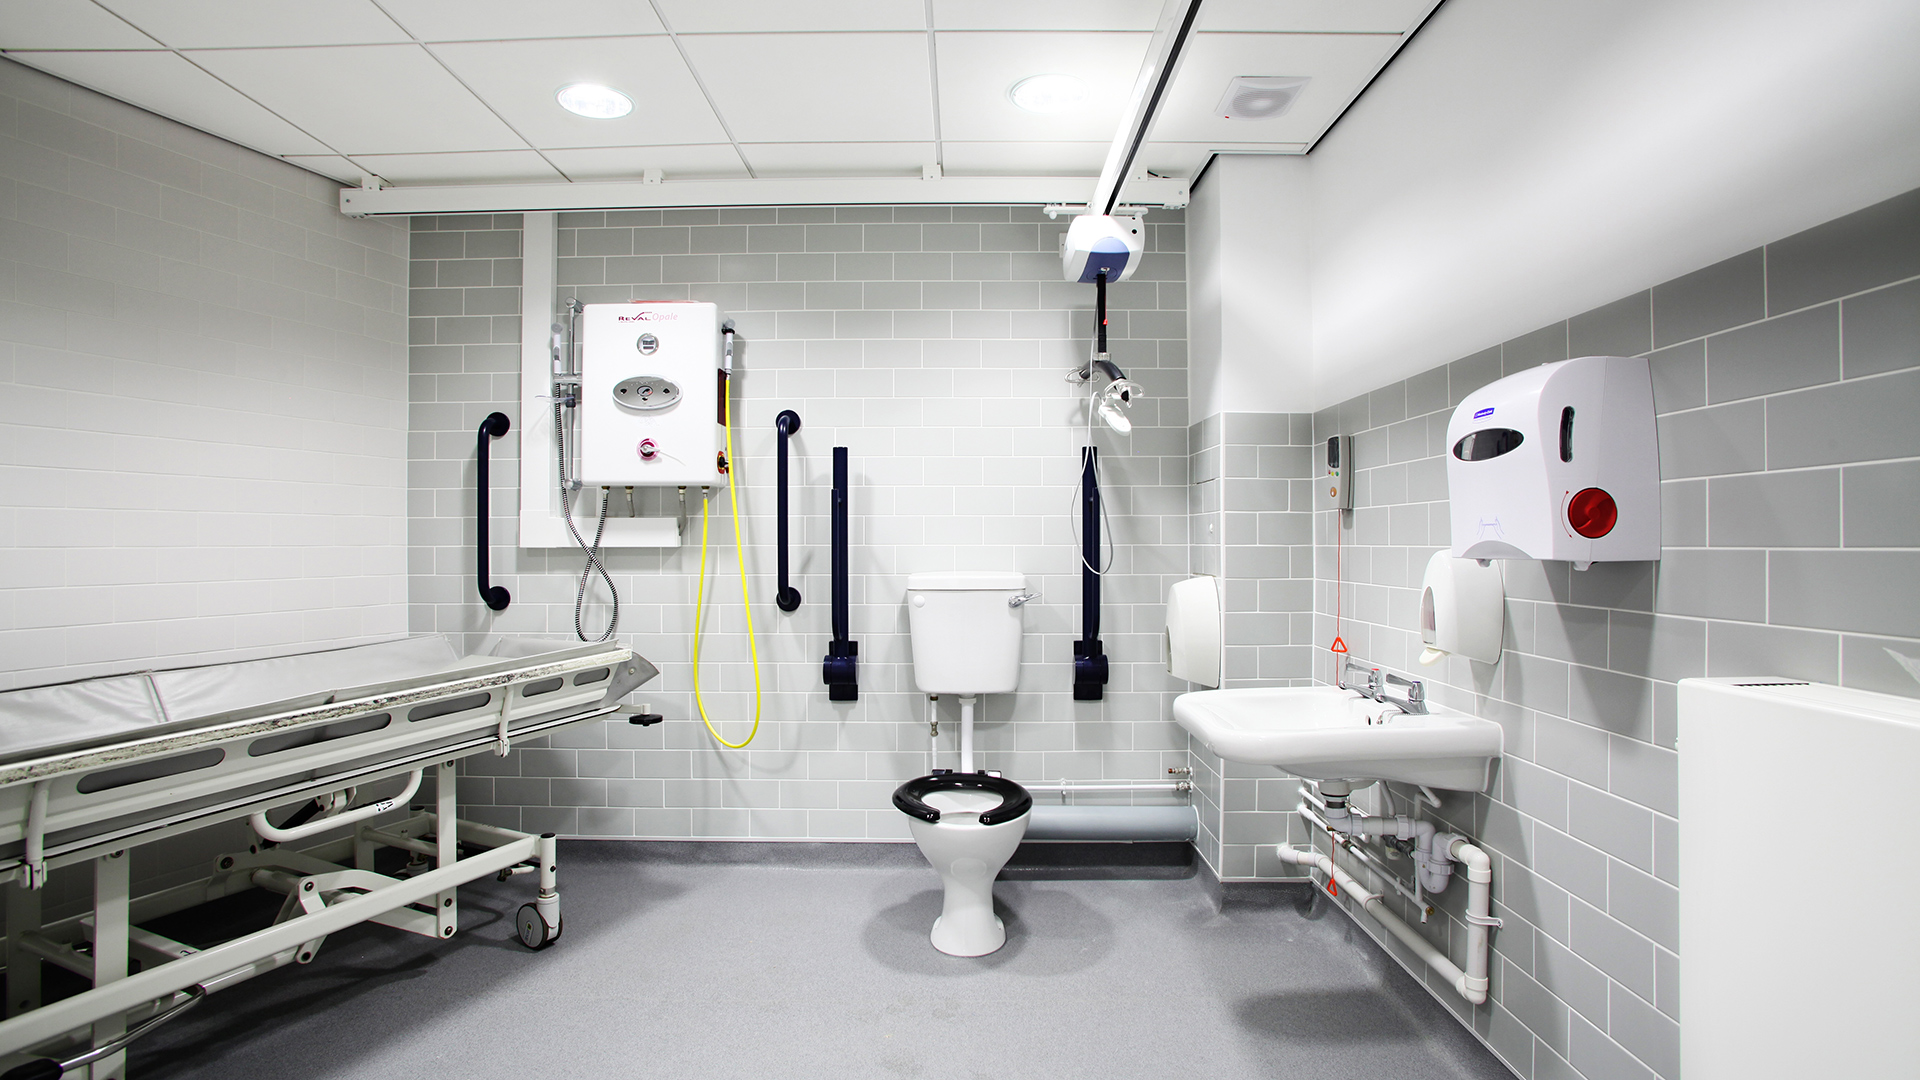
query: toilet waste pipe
822 446 858 701
1024 804 1197 842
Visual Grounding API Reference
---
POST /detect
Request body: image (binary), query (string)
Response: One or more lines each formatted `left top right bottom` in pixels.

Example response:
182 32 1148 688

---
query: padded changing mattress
0 635 641 771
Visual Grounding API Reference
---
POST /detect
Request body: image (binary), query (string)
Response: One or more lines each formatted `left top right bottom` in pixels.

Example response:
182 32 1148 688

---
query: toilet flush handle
1008 592 1037 608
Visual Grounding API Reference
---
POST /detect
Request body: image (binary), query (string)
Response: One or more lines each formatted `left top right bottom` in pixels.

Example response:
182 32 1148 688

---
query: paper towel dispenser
1446 355 1660 568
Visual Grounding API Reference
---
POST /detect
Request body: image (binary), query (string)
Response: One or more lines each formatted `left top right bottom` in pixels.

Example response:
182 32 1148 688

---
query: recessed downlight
556 83 633 119
1009 73 1086 114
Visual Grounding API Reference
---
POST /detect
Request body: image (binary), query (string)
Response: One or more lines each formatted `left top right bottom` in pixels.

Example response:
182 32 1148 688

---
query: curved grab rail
250 770 423 844
476 412 511 611
775 410 802 612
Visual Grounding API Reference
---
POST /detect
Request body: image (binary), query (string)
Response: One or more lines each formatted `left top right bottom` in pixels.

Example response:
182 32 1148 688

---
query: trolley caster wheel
517 903 560 949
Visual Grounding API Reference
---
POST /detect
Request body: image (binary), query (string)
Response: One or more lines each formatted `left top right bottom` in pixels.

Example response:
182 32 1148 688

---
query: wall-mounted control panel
1322 434 1355 511
578 301 722 487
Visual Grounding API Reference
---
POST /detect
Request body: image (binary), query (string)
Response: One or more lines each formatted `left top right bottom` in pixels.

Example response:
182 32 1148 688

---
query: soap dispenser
1418 552 1505 666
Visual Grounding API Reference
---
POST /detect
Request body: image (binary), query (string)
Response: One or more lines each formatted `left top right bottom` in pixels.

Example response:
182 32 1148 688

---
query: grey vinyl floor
124 842 1517 1079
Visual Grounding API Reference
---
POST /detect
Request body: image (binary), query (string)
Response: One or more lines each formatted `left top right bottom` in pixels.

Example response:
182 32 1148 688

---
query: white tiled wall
0 58 410 691
407 206 1197 840
1263 188 1920 1080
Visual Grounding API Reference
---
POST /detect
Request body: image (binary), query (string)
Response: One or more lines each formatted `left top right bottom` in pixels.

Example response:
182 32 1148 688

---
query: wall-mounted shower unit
1445 355 1659 568
576 301 724 487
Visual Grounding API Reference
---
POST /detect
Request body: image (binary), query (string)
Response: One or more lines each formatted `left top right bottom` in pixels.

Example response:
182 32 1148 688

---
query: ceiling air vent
1216 76 1310 121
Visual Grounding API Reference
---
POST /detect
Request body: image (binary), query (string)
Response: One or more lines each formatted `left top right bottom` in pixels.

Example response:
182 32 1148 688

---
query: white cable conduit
248 771 422 845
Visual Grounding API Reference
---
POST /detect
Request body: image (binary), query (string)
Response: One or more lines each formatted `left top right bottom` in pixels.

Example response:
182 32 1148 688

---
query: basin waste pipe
1278 783 1497 1004
691 321 765 747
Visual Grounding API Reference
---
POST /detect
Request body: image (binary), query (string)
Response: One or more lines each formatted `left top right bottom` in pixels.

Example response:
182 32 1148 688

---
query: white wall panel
0 58 410 691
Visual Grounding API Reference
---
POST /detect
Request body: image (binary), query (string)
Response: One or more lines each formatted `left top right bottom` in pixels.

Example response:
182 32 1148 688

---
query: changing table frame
0 639 651 1078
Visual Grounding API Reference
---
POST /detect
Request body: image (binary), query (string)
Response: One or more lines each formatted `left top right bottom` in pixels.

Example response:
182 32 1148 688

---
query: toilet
892 571 1033 957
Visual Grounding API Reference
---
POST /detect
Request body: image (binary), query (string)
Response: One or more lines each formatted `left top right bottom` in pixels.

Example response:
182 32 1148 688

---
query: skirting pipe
1025 804 1197 842
1277 844 1490 1005
1024 782 1188 794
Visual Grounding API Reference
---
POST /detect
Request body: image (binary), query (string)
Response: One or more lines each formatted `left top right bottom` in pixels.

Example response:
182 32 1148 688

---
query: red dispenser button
1567 487 1617 538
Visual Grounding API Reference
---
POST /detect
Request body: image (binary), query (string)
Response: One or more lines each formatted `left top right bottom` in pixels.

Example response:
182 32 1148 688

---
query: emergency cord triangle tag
1329 636 1348 654
1326 876 1339 897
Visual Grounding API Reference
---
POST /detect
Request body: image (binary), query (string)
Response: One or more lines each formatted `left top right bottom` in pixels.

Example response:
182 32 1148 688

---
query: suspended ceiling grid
0 0 1440 188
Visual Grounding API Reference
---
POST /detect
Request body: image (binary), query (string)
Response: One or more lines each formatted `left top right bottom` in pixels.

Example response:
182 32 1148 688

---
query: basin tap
1339 660 1382 699
1378 672 1428 716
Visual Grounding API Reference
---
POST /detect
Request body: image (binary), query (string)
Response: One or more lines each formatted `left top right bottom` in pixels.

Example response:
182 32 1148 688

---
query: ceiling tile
1198 0 1438 34
742 142 935 177
381 0 664 42
282 154 363 182
541 144 748 181
348 150 564 185
930 0 1159 31
432 37 727 150
186 44 524 155
0 0 161 49
656 0 924 34
6 50 332 156
96 0 409 48
1150 32 1401 145
942 141 1109 177
678 32 933 143
935 31 1148 142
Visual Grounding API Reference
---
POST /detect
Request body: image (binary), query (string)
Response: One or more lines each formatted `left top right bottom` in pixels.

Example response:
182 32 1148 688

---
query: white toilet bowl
895 774 1032 956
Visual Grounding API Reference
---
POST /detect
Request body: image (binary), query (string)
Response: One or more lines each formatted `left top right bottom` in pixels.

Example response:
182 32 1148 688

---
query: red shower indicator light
1567 487 1617 538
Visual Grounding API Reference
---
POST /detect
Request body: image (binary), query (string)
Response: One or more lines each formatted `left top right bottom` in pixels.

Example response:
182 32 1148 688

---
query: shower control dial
611 375 680 410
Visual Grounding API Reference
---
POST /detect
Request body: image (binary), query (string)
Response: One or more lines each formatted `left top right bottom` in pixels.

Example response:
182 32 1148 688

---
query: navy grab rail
822 446 858 701
476 412 511 612
1073 445 1107 700
775 410 802 612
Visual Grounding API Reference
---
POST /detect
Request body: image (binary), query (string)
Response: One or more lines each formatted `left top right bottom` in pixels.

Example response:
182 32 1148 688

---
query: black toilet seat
892 771 1032 827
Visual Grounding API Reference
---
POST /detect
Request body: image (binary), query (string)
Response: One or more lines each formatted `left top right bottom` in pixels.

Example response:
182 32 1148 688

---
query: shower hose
691 370 764 748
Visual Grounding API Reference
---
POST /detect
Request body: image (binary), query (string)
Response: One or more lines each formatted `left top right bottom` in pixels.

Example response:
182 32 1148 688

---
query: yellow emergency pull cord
692 347 763 748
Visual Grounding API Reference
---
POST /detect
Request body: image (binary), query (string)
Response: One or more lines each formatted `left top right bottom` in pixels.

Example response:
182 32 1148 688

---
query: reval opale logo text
617 311 681 321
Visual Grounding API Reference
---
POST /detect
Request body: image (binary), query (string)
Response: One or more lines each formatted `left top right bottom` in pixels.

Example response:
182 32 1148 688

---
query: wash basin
1172 686 1502 791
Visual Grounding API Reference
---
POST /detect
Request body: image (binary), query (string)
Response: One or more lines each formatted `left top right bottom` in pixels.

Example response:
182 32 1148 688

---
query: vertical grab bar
822 446 858 701
1073 445 1107 700
775 410 802 611
476 412 511 612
